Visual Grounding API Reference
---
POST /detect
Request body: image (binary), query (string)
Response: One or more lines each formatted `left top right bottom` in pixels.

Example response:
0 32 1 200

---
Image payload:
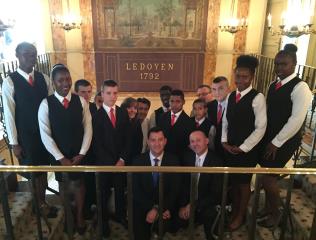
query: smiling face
53 70 72 97
127 102 138 120
274 53 296 80
170 95 184 114
137 102 150 121
16 44 37 73
148 131 167 157
234 67 253 92
189 131 209 156
193 102 207 121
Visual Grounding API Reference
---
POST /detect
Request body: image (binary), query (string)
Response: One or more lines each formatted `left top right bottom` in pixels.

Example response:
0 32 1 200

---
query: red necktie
171 114 176 126
110 108 116 128
63 98 69 109
28 75 34 86
236 93 241 103
275 81 282 90
196 121 200 128
217 103 222 124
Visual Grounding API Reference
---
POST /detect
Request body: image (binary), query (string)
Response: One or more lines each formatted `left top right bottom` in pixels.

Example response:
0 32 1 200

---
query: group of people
2 41 312 240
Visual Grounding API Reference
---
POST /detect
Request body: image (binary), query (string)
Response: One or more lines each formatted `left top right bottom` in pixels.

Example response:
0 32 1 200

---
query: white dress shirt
270 72 312 147
217 96 228 115
195 117 206 126
38 91 92 161
221 85 267 153
103 104 116 119
2 68 54 145
150 151 163 166
170 110 183 125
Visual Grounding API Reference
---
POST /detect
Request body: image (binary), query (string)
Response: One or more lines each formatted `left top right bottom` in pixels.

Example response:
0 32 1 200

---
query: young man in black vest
207 76 230 157
158 89 195 164
179 130 223 240
2 42 55 216
149 85 172 128
38 64 92 234
258 44 312 227
132 127 180 240
93 80 131 237
221 55 267 231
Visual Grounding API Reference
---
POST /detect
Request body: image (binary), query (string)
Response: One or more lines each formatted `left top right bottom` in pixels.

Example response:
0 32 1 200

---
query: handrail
0 165 315 174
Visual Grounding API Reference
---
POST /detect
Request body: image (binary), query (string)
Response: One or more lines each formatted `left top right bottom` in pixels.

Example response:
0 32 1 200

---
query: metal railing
0 165 315 240
252 54 316 95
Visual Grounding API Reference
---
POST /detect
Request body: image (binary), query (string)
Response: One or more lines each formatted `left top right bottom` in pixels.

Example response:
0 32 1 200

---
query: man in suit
179 130 223 240
207 76 230 157
149 85 172 128
2 42 55 216
158 89 195 164
133 127 180 240
93 80 131 236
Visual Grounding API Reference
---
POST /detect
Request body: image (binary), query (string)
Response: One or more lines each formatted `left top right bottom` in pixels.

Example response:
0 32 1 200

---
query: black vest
47 94 84 159
265 77 302 143
227 89 258 146
10 71 48 139
155 107 165 125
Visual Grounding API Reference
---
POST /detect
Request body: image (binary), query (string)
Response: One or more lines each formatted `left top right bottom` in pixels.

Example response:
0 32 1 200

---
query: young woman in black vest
38 64 92 234
221 55 267 231
258 44 312 228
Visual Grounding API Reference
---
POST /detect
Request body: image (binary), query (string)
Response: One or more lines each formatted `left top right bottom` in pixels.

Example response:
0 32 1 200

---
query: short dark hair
51 63 70 81
193 98 207 108
160 85 172 92
120 97 137 110
137 97 151 108
235 55 259 75
197 84 211 91
74 79 91 92
148 126 165 139
102 79 118 90
16 42 36 55
171 89 184 100
213 76 228 84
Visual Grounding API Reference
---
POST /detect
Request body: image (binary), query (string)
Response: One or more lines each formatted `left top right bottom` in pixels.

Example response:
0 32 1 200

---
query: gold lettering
161 63 166 71
168 63 174 71
133 63 137 70
140 63 145 71
126 63 131 70
147 63 152 70
154 63 159 70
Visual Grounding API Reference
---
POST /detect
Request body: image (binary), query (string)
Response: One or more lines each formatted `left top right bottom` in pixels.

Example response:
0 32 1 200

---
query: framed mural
93 0 208 49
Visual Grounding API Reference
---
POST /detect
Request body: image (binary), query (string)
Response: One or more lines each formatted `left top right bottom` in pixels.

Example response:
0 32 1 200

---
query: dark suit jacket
190 117 212 138
93 106 131 165
132 152 180 212
180 149 223 210
207 100 225 155
158 111 195 163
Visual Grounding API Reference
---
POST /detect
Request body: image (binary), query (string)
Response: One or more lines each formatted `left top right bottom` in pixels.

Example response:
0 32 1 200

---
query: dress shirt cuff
239 144 250 153
271 138 283 148
54 153 65 161
79 149 88 156
221 136 227 143
9 139 19 146
119 158 125 162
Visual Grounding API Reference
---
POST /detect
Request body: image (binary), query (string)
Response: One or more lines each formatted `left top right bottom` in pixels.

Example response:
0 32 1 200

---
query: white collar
162 106 169 112
150 151 164 166
236 85 253 98
103 104 116 114
195 149 208 167
17 68 34 80
277 72 297 85
54 91 71 103
171 110 183 118
196 117 206 125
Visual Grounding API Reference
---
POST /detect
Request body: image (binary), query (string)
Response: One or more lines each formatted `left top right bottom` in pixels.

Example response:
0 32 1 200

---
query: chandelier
51 0 82 31
0 19 15 33
267 1 316 38
218 0 248 34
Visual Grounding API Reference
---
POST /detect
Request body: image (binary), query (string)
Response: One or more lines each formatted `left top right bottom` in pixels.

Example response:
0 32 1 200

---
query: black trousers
100 173 126 230
133 206 171 240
